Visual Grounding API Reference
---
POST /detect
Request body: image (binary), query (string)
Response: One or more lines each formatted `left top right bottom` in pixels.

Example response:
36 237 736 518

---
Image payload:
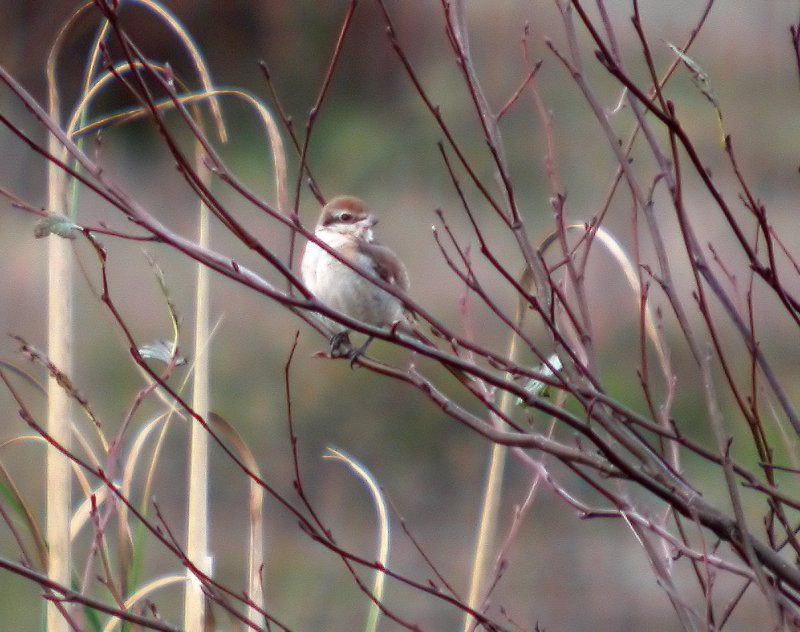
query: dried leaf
517 354 562 406
33 214 79 239
667 41 726 146
666 41 719 110
139 339 185 366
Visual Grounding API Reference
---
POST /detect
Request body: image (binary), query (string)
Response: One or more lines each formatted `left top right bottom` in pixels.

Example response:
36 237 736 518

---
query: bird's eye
338 211 353 222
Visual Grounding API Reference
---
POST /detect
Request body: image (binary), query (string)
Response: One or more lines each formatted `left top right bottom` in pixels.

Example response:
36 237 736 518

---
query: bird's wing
359 242 410 292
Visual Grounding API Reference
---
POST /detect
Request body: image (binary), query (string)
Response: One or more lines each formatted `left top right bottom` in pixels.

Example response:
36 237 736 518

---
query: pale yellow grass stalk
324 447 390 632
462 267 533 632
45 30 73 632
185 165 213 630
465 225 672 630
101 575 188 632
209 412 266 628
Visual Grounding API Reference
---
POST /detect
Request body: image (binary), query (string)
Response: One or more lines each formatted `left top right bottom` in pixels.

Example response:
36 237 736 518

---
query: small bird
301 196 412 357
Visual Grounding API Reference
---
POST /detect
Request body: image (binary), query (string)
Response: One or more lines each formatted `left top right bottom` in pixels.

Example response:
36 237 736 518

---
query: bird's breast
301 232 403 326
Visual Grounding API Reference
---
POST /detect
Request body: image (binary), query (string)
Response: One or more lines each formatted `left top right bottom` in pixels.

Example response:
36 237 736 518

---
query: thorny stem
2 0 800 628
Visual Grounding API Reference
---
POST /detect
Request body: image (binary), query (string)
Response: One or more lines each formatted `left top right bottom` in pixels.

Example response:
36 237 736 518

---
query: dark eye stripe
321 206 365 227
323 209 357 225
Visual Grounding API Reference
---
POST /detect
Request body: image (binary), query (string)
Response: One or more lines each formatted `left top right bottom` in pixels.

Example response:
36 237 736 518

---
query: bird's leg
348 336 374 368
327 330 374 367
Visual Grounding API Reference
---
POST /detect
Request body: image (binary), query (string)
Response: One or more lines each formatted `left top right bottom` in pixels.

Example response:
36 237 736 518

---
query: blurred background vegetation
0 1 798 629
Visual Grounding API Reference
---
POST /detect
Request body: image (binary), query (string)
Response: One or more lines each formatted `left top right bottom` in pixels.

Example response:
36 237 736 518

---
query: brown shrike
301 196 412 356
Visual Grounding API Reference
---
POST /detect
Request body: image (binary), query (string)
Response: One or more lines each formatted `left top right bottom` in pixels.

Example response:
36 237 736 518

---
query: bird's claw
327 331 373 368
347 336 374 368
348 348 363 369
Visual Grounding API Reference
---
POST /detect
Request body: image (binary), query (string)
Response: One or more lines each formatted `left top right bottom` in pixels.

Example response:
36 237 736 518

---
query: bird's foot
346 336 375 368
326 331 374 368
